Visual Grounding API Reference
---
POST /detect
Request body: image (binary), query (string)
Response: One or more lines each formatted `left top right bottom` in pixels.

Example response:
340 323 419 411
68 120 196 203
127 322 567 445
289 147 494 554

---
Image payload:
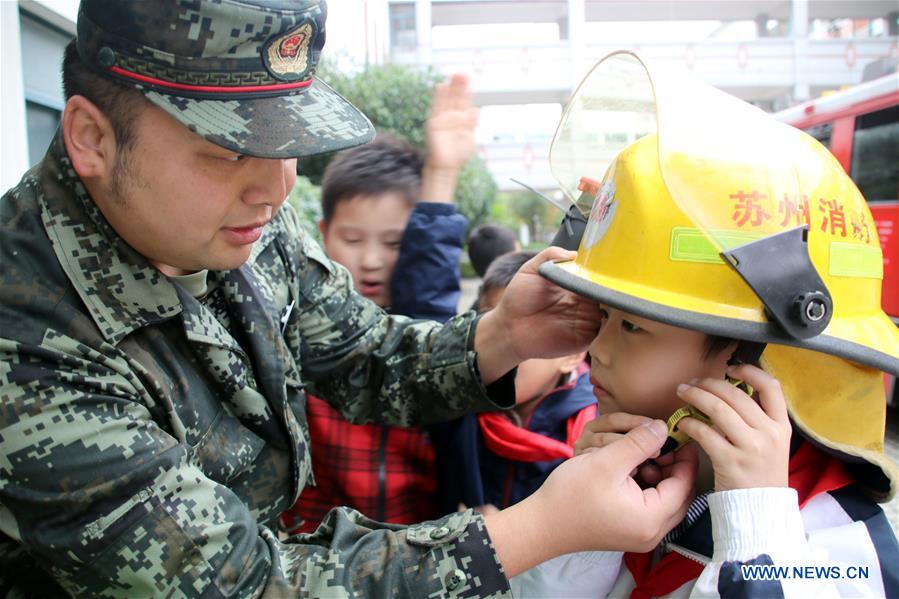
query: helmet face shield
550 52 656 216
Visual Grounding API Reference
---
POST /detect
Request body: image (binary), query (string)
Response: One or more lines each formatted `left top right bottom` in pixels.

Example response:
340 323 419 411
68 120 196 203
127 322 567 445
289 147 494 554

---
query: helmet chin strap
728 340 766 368
726 340 767 398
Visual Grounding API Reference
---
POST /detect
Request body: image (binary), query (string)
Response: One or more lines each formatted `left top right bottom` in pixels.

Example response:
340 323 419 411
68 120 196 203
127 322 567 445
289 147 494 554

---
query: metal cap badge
76 0 374 158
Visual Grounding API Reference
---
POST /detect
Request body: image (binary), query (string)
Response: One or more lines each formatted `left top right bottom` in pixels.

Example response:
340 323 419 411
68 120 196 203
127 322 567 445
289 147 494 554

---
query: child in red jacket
281 74 477 533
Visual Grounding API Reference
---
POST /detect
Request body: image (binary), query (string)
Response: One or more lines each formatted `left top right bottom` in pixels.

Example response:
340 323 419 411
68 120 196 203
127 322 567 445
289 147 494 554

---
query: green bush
491 189 562 247
323 62 440 153
297 61 440 185
455 156 498 233
297 61 497 232
286 175 322 243
459 259 478 279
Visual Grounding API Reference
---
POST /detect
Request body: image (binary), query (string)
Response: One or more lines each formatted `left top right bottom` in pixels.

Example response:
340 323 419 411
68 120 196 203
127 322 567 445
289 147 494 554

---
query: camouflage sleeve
282 213 514 427
0 338 513 598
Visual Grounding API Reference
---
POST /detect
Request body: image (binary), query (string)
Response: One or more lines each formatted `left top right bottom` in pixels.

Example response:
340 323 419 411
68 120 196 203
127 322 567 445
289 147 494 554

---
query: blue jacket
389 202 473 516
434 369 596 513
390 202 468 322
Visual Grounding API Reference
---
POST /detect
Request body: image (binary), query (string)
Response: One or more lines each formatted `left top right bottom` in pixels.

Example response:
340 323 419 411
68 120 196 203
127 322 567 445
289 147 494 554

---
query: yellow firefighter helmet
540 52 899 499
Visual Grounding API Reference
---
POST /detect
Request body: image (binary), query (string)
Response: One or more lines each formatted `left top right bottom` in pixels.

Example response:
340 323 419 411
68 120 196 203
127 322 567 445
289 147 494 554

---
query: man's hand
484 420 698 577
420 73 479 204
574 412 654 456
675 364 791 491
474 247 603 383
574 411 697 488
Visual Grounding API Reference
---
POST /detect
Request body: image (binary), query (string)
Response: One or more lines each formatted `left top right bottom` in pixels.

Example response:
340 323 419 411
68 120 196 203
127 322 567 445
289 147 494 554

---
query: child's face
588 306 732 421
480 287 583 406
320 192 413 308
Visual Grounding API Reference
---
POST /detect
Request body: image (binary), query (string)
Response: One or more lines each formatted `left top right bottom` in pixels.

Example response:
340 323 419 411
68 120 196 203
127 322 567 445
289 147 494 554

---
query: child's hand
675 364 792 492
420 73 479 203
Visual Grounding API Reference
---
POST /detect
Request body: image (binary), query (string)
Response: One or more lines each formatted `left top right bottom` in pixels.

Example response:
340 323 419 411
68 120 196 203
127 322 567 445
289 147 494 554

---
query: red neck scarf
622 442 855 599
477 404 597 462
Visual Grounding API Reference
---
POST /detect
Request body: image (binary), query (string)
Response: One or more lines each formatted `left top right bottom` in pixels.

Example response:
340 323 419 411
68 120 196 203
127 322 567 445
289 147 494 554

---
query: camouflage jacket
0 134 515 598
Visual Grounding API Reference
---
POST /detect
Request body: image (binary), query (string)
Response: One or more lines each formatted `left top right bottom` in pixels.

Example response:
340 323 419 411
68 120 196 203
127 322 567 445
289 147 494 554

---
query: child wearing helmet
510 54 899 597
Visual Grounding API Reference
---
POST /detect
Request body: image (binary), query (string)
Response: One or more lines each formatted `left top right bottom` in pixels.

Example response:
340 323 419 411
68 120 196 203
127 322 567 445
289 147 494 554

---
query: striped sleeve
693 485 896 598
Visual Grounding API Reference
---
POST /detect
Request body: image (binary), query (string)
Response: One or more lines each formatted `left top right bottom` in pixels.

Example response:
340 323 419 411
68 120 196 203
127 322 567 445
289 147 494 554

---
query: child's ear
559 351 588 374
62 95 116 181
318 219 327 238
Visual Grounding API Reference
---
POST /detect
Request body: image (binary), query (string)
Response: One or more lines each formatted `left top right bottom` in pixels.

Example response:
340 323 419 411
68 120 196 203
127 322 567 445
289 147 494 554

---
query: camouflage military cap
76 0 374 158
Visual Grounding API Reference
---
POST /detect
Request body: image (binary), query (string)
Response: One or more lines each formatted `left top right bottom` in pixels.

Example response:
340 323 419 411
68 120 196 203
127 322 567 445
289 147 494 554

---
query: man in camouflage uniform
0 1 696 596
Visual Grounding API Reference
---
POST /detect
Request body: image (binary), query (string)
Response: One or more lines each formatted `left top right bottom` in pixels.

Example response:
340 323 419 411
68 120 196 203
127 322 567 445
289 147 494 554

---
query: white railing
397 38 897 191
394 38 898 96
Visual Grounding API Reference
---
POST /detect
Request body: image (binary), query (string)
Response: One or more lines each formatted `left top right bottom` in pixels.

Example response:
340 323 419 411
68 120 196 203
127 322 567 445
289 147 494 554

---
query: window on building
851 106 899 201
810 18 891 39
20 12 71 167
25 101 61 166
389 2 416 54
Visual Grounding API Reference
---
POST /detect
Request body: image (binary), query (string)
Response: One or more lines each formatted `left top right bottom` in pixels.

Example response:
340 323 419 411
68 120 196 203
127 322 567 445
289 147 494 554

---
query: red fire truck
775 73 898 403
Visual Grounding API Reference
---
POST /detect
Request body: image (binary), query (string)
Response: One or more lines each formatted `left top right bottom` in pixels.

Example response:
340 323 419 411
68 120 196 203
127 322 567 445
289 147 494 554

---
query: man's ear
318 218 328 239
62 95 117 181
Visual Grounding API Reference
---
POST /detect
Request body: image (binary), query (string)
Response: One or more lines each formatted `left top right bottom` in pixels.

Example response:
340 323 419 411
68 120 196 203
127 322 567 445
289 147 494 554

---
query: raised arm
419 73 479 204
390 73 477 321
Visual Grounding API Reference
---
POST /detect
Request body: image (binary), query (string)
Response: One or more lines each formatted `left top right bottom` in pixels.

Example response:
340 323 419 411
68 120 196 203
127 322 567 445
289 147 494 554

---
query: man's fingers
637 462 662 487
595 420 668 477
520 247 578 275
588 412 653 434
578 414 653 448
651 450 677 469
648 442 698 526
668 441 699 478
574 432 623 455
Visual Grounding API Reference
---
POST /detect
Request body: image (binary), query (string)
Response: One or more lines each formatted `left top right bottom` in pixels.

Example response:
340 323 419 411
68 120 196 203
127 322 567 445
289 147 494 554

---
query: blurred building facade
380 0 898 190
1 0 896 192
1 1 76 191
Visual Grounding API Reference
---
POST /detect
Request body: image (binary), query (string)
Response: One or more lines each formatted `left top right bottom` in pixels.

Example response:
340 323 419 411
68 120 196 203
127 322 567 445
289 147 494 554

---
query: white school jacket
511 485 898 598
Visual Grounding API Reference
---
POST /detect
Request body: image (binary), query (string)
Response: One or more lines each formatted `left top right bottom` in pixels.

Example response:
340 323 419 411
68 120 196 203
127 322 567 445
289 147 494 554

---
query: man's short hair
467 224 518 278
61 39 149 152
320 134 423 224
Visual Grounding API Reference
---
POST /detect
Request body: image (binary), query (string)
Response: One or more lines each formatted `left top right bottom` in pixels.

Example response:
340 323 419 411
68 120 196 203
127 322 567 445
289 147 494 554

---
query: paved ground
459 277 480 314
459 277 899 534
